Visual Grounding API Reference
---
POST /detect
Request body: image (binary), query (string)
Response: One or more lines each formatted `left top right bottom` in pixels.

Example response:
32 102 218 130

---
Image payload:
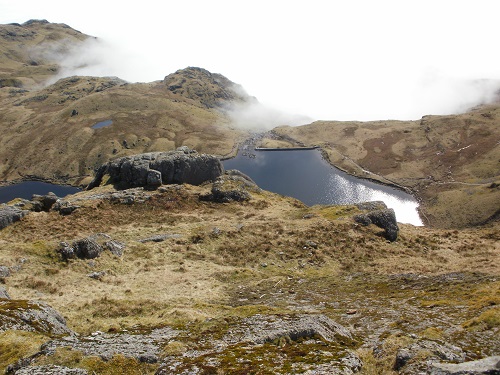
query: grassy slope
0 185 498 372
271 104 500 228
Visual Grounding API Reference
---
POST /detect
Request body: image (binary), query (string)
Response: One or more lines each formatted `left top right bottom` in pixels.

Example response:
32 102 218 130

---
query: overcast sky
1 0 499 122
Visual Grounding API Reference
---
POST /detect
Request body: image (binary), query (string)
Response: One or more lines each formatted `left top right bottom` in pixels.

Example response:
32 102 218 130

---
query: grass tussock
0 330 47 373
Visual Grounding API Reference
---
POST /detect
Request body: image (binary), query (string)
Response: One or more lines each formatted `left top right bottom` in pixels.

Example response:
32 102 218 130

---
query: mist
2 0 499 123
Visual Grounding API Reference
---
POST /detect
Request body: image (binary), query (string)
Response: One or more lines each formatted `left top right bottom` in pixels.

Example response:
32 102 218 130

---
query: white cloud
1 0 499 121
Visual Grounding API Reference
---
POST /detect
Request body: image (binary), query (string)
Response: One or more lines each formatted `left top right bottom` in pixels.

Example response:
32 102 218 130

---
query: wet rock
0 206 29 230
0 286 10 299
0 299 72 335
430 356 500 374
88 147 224 190
354 208 399 241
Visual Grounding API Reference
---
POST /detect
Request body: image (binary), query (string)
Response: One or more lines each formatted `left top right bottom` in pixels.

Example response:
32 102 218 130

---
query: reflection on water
223 149 423 226
0 181 81 204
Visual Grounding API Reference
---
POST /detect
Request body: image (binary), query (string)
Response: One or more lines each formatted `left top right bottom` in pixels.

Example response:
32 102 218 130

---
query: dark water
0 181 81 204
223 149 422 225
92 120 113 129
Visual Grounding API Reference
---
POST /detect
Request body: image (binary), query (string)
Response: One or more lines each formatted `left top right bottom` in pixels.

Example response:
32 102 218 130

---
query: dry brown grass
274 105 500 228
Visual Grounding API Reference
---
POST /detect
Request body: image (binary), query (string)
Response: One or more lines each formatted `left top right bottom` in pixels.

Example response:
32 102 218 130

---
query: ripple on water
223 149 423 226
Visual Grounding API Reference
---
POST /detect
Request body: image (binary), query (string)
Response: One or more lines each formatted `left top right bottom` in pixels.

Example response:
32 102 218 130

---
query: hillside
267 104 500 228
0 21 252 186
1 174 499 374
0 20 499 375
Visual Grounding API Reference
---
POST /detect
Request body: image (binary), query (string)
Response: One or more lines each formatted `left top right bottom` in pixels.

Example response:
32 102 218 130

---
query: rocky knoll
88 147 224 190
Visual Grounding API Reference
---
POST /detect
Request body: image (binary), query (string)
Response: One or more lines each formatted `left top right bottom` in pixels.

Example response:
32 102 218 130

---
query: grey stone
222 314 354 345
31 192 59 212
200 172 259 203
0 299 72 335
14 365 88 374
354 208 399 241
138 234 182 243
72 238 103 259
430 355 500 374
0 286 10 299
105 240 125 256
42 327 178 364
87 148 224 190
87 271 106 280
0 206 29 230
0 265 10 278
146 169 162 188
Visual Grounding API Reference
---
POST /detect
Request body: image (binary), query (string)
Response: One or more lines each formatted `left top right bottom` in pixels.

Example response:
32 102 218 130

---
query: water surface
223 149 423 225
92 120 113 129
0 181 80 204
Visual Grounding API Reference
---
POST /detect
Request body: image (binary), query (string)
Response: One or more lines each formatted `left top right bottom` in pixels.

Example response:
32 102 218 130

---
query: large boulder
58 234 125 260
200 170 259 203
354 204 399 241
0 299 72 335
0 206 29 230
87 147 224 190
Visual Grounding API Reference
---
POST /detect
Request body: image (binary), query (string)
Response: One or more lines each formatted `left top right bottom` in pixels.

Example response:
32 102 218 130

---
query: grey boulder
88 147 224 190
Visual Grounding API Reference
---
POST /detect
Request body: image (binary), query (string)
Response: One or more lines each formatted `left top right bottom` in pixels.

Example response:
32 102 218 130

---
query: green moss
0 330 47 373
464 307 500 330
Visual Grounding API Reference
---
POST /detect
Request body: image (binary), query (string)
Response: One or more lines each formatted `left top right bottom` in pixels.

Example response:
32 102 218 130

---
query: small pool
91 120 113 129
0 181 81 204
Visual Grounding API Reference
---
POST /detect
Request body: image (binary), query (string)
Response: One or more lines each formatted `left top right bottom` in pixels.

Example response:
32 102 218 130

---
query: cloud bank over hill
1 0 499 122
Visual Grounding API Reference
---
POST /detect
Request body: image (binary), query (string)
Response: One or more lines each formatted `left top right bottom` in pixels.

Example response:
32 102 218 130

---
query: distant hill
0 21 256 186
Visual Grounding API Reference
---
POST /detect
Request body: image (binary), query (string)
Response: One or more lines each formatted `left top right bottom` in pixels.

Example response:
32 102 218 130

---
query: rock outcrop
58 234 125 260
200 169 259 203
430 356 500 375
88 147 224 190
0 286 10 299
163 67 253 109
0 299 72 335
354 202 399 241
0 206 29 230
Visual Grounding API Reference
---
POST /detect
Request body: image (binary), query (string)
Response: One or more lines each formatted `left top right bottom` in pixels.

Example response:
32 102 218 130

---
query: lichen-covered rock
0 299 72 335
30 192 59 212
0 265 11 278
200 170 259 203
14 365 88 375
394 339 466 373
57 234 125 261
354 208 399 241
0 206 29 230
430 355 500 375
88 147 224 190
41 327 178 363
0 286 10 299
223 314 355 345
